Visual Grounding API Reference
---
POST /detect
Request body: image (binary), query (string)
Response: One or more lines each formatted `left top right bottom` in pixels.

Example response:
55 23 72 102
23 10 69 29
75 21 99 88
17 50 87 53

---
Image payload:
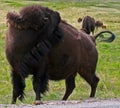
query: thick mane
6 5 63 78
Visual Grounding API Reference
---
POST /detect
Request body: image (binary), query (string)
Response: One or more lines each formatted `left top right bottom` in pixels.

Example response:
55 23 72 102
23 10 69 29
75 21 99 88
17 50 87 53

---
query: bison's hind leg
11 71 25 104
90 75 99 97
78 70 99 97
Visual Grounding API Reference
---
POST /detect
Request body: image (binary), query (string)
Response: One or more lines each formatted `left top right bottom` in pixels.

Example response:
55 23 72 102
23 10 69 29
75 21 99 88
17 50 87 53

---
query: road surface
0 98 120 108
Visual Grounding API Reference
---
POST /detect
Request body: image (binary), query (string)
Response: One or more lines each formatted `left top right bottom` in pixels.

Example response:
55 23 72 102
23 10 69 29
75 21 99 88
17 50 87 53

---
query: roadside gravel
0 98 120 108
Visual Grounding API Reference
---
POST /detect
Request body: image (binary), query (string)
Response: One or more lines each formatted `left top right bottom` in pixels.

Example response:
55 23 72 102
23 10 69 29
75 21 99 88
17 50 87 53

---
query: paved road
0 98 120 108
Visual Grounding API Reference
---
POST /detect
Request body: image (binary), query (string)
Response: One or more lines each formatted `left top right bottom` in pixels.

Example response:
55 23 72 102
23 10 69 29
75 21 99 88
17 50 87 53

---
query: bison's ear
6 12 23 29
45 11 61 34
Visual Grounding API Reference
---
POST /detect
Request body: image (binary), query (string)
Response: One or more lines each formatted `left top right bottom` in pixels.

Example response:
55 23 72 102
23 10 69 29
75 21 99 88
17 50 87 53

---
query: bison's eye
43 17 48 22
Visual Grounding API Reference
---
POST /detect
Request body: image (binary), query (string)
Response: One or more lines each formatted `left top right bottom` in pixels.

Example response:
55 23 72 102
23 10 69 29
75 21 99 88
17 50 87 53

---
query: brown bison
78 16 96 34
6 5 115 104
78 16 107 34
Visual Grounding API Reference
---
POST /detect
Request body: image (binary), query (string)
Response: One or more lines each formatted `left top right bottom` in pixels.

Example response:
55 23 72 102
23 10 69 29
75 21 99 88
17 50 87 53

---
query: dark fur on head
7 5 60 31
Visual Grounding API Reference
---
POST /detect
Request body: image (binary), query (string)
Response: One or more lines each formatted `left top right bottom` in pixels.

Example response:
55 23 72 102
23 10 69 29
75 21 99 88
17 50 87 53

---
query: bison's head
7 5 61 37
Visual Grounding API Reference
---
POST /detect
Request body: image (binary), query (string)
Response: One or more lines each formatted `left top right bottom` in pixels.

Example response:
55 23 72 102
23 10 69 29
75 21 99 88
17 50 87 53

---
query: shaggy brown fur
7 5 60 32
6 5 115 104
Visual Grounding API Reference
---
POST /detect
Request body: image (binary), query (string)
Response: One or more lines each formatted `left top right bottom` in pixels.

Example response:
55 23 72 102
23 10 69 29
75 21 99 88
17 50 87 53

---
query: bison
5 5 115 104
78 16 96 34
78 16 107 34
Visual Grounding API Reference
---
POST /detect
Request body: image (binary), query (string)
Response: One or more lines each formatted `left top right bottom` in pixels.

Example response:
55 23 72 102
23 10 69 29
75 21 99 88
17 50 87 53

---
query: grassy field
0 0 120 104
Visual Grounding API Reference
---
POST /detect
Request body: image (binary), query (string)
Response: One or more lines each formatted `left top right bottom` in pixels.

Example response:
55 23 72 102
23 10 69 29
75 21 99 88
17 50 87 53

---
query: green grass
0 0 120 104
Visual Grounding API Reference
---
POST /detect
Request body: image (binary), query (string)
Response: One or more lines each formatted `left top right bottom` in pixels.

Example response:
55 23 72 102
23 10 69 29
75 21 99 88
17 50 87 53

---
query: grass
0 0 120 104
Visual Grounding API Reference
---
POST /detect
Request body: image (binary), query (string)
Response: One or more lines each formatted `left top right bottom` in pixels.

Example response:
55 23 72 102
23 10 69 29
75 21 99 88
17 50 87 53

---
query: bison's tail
94 30 115 42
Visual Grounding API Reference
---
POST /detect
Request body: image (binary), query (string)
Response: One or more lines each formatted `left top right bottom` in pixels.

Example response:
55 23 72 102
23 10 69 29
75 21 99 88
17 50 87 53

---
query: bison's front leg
11 71 25 104
32 75 42 105
32 64 49 105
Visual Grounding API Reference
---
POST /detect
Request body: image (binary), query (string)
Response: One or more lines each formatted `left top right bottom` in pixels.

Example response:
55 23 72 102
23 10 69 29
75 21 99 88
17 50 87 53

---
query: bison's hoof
34 100 43 105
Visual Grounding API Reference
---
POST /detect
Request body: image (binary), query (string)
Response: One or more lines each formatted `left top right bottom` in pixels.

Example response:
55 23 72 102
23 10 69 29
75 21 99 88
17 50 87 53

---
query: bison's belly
47 51 79 80
48 66 77 80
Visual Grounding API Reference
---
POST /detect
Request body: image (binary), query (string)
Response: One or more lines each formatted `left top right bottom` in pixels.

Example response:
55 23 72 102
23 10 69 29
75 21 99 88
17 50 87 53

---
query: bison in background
6 5 115 105
78 16 107 35
80 16 96 34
